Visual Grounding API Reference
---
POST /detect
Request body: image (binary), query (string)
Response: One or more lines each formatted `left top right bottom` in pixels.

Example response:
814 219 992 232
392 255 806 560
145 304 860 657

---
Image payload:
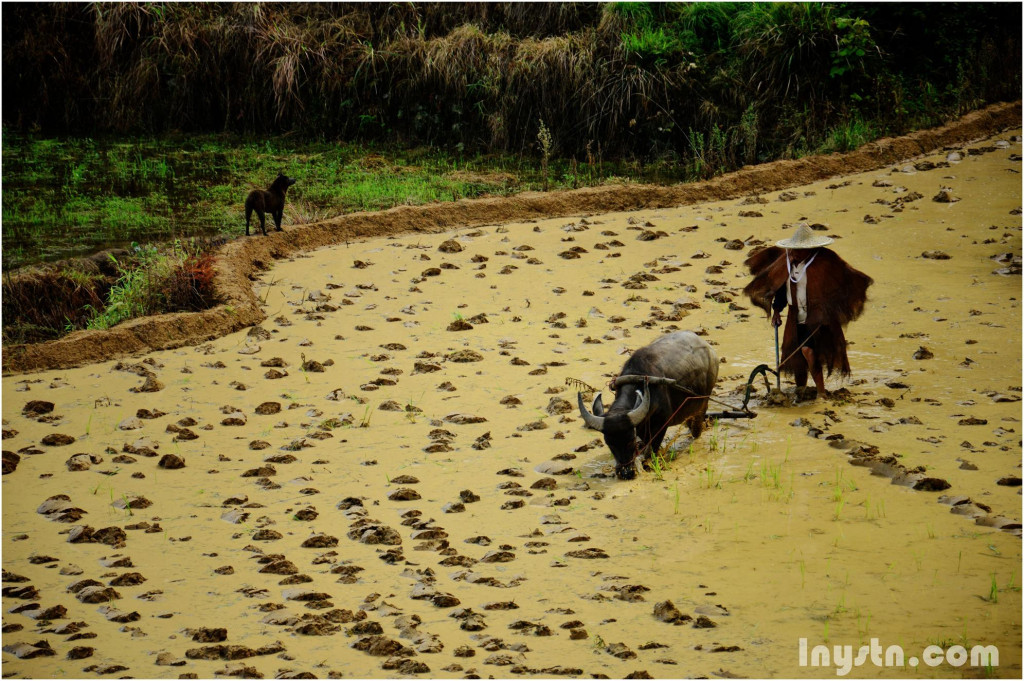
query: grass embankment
1 239 217 345
1 132 678 270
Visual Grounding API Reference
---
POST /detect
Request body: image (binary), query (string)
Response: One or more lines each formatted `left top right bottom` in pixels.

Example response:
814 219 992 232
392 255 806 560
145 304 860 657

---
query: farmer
742 223 873 397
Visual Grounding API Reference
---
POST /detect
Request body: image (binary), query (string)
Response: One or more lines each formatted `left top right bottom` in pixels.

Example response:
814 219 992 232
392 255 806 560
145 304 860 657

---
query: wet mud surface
3 116 1022 678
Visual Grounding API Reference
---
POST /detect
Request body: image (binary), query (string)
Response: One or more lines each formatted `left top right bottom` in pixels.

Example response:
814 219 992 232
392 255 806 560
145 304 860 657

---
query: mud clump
2 640 57 659
109 572 146 586
351 635 409 656
349 523 402 546
74 581 119 602
3 451 20 474
446 349 483 363
300 534 337 548
23 400 55 416
130 376 165 393
912 477 952 492
190 627 228 642
387 488 421 501
606 642 637 660
41 433 75 447
565 547 609 559
158 454 186 469
255 402 281 415
912 346 934 360
693 615 718 629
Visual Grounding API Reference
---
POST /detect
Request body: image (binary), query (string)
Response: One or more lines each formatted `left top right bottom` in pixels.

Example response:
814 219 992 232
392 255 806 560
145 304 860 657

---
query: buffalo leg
688 405 707 439
650 427 667 458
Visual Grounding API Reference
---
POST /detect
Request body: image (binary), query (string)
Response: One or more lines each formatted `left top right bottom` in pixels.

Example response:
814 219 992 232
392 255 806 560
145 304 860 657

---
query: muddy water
3 134 1021 679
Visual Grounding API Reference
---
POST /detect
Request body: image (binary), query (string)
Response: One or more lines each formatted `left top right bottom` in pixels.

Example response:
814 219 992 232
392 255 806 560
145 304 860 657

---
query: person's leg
801 346 826 395
791 322 809 388
792 358 808 387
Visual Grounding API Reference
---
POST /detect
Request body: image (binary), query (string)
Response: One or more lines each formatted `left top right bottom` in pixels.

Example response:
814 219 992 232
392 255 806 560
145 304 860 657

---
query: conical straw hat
776 223 833 249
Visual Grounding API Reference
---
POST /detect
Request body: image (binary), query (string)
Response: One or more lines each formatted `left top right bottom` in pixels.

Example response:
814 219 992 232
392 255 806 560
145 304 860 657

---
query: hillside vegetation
4 3 1020 171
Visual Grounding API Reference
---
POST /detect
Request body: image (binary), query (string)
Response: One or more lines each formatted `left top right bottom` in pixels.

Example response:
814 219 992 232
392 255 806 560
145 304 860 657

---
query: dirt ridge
4 100 1020 375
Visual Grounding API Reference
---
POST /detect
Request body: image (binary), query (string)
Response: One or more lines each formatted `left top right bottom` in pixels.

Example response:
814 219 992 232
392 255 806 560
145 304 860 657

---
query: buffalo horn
626 386 651 426
577 392 605 431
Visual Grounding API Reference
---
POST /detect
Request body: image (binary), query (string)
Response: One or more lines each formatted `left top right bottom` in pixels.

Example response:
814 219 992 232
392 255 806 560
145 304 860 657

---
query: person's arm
771 284 786 327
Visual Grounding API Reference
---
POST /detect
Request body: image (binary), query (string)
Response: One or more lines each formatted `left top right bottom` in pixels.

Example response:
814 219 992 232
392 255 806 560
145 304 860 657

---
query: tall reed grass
5 3 1018 165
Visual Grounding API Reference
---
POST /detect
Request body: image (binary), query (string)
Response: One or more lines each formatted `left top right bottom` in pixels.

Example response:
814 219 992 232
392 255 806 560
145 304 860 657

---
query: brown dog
245 173 297 236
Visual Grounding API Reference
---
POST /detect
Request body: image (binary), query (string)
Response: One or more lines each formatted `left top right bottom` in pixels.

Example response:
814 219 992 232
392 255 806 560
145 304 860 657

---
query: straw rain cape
743 246 873 381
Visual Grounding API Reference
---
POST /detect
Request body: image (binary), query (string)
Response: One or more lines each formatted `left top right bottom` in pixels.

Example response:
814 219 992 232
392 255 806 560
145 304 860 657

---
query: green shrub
86 240 218 330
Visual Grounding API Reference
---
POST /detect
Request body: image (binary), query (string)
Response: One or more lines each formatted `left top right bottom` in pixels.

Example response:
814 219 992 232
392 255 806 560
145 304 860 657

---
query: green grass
1 130 693 271
759 454 793 503
648 448 670 481
818 117 877 153
701 462 722 489
743 458 756 482
83 241 190 330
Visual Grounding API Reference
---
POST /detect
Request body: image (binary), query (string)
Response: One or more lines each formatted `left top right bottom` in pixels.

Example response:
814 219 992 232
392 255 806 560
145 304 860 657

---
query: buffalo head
577 384 650 479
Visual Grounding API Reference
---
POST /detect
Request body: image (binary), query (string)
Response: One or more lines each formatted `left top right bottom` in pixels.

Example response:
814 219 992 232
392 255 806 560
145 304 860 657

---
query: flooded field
2 131 1021 678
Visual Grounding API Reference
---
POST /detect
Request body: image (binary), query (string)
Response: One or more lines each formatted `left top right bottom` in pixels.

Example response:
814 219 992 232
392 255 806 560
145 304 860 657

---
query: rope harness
607 373 752 464
574 324 826 471
607 323 822 463
607 375 697 468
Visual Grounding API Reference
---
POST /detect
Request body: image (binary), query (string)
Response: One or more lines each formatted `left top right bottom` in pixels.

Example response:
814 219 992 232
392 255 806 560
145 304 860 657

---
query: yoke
611 363 778 420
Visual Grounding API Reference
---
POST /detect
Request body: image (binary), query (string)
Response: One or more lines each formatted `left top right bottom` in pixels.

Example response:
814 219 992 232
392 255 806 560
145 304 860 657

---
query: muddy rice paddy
2 126 1022 679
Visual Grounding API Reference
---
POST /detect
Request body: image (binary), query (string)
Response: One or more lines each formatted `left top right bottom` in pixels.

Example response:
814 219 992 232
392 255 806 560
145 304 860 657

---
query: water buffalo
578 331 719 479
